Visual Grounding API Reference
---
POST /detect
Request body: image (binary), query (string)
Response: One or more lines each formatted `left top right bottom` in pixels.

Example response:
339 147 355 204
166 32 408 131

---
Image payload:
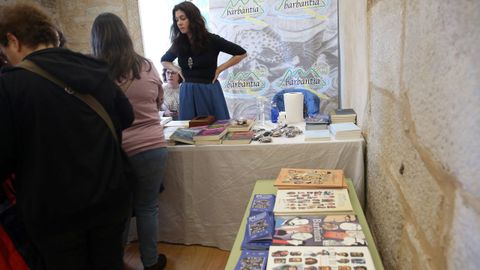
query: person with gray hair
0 3 134 269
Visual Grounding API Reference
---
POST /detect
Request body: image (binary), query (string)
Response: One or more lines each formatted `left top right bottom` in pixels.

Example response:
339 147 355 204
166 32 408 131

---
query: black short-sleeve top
161 33 246 83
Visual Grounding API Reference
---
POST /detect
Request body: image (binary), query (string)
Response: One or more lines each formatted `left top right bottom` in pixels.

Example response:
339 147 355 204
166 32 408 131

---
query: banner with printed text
209 0 339 119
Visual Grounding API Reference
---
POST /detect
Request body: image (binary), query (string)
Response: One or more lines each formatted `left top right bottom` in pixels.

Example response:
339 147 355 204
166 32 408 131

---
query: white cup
278 111 287 125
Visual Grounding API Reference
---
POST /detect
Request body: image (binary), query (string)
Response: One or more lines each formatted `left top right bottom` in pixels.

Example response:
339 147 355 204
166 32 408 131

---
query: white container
284 92 304 123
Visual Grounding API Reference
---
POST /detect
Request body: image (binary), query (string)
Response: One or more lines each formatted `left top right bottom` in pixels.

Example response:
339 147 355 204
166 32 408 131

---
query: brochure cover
272 215 366 246
250 194 276 214
273 189 353 216
266 246 375 270
235 250 268 270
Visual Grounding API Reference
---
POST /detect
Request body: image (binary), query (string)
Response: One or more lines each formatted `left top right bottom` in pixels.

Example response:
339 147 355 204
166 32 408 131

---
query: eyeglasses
166 71 177 75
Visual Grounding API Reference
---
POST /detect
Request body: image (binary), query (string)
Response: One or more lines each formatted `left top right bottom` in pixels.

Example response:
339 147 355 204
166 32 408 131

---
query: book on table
222 131 255 145
164 120 189 128
305 114 330 131
250 194 276 214
159 116 172 126
245 212 275 243
241 211 275 250
194 139 223 145
211 119 231 128
188 115 216 127
169 126 205 145
241 194 276 250
234 250 268 270
228 118 256 132
192 126 228 141
272 214 366 247
304 130 331 141
273 189 353 216
330 108 357 124
329 123 362 140
274 168 345 189
305 123 329 131
266 246 375 270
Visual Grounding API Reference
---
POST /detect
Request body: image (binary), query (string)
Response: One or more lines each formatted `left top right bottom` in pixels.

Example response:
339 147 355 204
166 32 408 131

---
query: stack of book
330 108 357 124
329 122 362 140
264 168 376 270
240 194 276 250
303 130 331 142
305 114 330 130
234 194 276 270
221 118 256 145
223 130 255 145
169 126 205 145
228 118 255 132
168 120 233 145
192 124 228 145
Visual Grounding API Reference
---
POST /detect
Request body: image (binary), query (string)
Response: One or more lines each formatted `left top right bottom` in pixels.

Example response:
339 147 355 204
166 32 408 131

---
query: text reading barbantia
281 0 327 10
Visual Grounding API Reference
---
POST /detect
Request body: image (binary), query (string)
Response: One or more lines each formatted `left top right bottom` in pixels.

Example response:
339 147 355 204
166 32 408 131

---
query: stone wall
56 0 142 55
365 0 480 269
0 0 143 55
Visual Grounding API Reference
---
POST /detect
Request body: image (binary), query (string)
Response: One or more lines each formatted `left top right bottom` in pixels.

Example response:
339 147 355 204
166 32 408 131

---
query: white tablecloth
153 124 365 250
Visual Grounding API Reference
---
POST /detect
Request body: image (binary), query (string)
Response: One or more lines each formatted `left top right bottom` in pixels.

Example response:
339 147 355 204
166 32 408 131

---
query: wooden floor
124 242 230 270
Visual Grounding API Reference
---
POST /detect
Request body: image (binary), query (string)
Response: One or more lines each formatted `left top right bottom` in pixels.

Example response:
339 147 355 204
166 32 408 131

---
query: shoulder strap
17 60 119 142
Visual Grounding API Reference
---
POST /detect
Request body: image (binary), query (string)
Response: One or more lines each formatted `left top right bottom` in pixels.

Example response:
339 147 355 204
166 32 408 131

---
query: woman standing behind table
161 1 247 120
91 13 168 270
161 68 182 120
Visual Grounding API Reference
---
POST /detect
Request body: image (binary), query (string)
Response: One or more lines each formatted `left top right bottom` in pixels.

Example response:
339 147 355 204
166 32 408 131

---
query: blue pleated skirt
179 81 230 120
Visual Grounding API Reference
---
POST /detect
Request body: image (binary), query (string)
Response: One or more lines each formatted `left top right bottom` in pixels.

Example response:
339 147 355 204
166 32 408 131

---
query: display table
224 179 384 270
154 125 365 250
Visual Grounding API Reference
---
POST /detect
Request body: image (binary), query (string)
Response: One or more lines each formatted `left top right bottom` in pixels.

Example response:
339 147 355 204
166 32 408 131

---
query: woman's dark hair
0 3 58 48
91 12 150 82
170 1 209 54
162 68 183 84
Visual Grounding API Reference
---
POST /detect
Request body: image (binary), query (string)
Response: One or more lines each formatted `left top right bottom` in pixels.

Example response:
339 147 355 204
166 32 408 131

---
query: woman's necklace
187 57 193 69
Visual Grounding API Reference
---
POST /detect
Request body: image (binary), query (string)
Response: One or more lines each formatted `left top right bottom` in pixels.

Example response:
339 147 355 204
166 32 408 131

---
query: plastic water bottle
271 102 279 123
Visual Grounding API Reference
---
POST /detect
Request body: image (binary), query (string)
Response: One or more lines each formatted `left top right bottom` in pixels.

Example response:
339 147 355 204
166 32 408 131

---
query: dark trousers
27 218 126 270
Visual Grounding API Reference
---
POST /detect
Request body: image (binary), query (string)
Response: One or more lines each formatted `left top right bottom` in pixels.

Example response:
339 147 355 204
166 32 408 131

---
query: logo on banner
223 70 268 95
273 0 331 18
222 0 264 19
278 65 331 92
277 0 329 10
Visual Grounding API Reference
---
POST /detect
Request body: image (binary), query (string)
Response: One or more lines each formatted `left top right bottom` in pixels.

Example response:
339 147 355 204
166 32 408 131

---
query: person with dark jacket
0 3 134 270
0 51 9 73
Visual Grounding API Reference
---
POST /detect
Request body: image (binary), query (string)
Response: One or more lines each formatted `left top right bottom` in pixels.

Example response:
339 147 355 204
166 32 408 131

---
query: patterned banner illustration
209 0 339 120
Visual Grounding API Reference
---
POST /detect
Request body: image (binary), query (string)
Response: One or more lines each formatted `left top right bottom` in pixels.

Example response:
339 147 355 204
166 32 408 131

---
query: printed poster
209 0 339 119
